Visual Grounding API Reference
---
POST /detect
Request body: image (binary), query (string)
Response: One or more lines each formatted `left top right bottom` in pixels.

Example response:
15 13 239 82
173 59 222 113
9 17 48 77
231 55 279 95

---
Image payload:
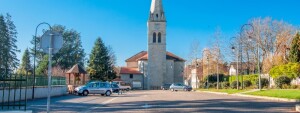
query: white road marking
83 97 118 113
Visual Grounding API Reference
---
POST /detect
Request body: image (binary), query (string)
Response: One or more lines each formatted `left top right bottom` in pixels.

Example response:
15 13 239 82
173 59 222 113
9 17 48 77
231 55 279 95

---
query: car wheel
162 88 165 90
105 91 112 96
126 88 130 91
83 90 89 96
101 94 105 96
171 88 175 92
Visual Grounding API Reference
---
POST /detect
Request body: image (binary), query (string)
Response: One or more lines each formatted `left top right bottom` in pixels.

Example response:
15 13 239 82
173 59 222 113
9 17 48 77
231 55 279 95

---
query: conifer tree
18 48 31 74
88 37 116 81
289 32 300 63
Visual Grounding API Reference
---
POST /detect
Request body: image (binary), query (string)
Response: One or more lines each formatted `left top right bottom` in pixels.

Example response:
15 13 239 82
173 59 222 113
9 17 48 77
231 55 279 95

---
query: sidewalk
197 89 300 102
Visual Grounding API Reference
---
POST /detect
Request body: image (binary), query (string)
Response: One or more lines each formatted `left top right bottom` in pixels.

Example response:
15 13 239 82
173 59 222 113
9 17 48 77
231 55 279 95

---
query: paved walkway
23 90 298 113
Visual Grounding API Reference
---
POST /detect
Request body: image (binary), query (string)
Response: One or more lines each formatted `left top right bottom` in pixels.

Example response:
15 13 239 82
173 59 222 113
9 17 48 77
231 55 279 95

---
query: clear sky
1 0 300 66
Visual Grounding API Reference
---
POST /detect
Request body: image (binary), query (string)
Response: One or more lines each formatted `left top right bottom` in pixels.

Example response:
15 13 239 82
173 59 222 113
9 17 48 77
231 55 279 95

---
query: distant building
119 0 185 90
229 62 256 75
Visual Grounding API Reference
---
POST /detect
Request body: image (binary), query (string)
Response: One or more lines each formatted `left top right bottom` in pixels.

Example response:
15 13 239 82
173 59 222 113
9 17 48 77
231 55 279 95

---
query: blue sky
1 0 300 66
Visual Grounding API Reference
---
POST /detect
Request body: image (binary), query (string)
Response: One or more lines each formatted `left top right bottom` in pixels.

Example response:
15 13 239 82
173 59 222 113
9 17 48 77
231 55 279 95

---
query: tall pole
33 22 52 99
258 43 261 90
236 44 239 90
207 55 209 89
216 49 219 90
47 33 53 113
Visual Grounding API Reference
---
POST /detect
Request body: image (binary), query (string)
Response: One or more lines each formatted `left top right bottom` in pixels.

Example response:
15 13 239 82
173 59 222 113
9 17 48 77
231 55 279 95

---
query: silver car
74 82 113 96
170 83 192 91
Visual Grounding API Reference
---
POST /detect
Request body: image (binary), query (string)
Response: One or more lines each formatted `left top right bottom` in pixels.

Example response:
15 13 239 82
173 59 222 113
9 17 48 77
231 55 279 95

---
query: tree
17 48 31 74
30 25 86 75
36 55 49 75
289 32 300 63
0 13 19 76
87 37 116 81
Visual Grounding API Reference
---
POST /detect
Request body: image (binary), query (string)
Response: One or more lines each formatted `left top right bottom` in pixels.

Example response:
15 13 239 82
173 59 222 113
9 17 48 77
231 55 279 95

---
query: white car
112 81 131 91
74 82 113 96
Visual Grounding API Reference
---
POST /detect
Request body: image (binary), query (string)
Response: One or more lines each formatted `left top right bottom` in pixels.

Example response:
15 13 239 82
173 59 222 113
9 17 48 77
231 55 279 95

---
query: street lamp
33 22 52 99
231 44 239 90
244 24 261 90
240 24 254 89
202 49 210 89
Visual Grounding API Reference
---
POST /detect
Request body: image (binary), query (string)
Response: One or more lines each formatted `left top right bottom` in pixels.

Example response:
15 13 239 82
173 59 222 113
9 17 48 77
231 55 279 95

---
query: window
153 32 156 43
130 74 133 79
156 14 159 18
158 32 161 43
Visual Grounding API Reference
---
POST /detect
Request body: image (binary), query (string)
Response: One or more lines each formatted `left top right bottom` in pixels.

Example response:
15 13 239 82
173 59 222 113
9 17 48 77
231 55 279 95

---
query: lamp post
231 45 239 90
244 24 261 90
202 49 210 89
33 22 52 99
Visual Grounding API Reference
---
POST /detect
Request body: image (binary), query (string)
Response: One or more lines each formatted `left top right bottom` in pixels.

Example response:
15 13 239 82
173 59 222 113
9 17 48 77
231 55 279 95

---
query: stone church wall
174 61 184 83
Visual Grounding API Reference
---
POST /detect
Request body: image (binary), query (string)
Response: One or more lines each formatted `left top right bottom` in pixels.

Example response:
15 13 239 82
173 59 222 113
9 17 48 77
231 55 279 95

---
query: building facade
119 0 185 90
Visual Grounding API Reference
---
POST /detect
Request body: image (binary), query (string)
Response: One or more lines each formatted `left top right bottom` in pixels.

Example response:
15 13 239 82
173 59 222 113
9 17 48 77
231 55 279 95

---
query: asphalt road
26 90 298 113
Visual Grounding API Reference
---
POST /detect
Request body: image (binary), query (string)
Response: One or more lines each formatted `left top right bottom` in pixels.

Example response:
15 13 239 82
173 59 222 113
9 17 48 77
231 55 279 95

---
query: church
119 0 185 90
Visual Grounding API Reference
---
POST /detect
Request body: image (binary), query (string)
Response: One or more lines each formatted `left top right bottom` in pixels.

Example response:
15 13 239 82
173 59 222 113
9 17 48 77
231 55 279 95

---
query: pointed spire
149 0 166 22
150 0 164 13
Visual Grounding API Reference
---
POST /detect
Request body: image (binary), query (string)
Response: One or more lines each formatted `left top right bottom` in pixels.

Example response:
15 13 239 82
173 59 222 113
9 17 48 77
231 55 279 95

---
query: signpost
40 30 63 113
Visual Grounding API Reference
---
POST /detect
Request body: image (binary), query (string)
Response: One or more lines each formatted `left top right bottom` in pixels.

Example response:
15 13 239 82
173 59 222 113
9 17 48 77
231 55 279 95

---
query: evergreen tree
18 48 31 74
0 15 8 75
88 37 116 81
289 32 300 63
0 13 19 76
36 55 49 75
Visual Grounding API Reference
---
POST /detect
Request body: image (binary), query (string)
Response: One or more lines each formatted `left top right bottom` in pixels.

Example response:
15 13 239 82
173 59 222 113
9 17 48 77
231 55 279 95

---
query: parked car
74 82 113 96
112 81 131 91
170 83 192 91
161 83 171 90
111 83 120 93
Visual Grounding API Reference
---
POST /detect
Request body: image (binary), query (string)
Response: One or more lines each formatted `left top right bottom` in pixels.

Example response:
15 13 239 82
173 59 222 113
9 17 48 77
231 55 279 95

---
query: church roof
150 0 164 14
120 67 142 75
125 51 185 62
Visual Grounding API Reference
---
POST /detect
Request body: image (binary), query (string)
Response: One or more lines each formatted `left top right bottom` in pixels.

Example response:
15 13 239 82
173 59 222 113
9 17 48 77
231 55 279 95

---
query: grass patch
198 89 250 94
245 89 300 99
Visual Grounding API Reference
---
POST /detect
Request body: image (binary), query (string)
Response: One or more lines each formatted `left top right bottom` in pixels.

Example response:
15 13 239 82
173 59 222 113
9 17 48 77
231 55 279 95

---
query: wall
120 74 144 89
174 61 184 83
165 60 174 84
0 86 67 103
127 62 138 68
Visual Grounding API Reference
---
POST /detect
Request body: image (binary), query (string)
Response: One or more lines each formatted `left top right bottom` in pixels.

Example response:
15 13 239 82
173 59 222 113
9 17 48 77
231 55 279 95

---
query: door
98 83 107 94
88 82 98 94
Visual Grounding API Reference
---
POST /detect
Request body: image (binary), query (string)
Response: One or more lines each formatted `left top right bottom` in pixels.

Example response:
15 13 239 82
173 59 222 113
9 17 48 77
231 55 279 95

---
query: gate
0 73 28 111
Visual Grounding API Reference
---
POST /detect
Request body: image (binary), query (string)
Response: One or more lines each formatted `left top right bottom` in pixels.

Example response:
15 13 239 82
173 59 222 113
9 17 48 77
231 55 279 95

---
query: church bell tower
147 0 167 89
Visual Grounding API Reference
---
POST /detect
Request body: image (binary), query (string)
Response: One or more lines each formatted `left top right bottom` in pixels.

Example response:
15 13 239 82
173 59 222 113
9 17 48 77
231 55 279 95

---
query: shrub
231 81 241 89
222 82 230 89
282 84 291 89
275 76 291 89
291 85 298 89
256 78 269 88
244 80 252 87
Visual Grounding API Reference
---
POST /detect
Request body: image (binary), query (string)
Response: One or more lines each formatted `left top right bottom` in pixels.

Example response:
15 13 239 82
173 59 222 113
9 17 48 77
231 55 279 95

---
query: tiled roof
126 51 185 62
120 67 142 74
66 64 87 74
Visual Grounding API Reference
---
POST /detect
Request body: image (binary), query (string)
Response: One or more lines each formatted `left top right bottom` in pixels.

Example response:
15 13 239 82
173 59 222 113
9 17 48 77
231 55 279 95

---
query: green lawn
245 89 300 99
198 89 251 94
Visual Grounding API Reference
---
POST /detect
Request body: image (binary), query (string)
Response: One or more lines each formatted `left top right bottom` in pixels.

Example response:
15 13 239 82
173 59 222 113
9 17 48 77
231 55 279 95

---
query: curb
196 90 300 102
196 90 229 95
232 94 300 102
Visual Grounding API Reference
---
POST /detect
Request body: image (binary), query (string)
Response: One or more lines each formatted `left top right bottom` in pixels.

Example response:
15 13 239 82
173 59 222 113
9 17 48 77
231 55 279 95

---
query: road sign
40 30 63 54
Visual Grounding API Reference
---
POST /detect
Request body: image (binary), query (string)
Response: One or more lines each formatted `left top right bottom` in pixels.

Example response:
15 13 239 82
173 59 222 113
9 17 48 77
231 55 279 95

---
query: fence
1 74 66 111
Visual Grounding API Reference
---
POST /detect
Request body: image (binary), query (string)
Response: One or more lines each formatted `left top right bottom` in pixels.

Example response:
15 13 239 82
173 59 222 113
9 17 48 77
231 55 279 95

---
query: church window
130 74 133 79
153 32 156 43
156 14 159 18
158 32 162 43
